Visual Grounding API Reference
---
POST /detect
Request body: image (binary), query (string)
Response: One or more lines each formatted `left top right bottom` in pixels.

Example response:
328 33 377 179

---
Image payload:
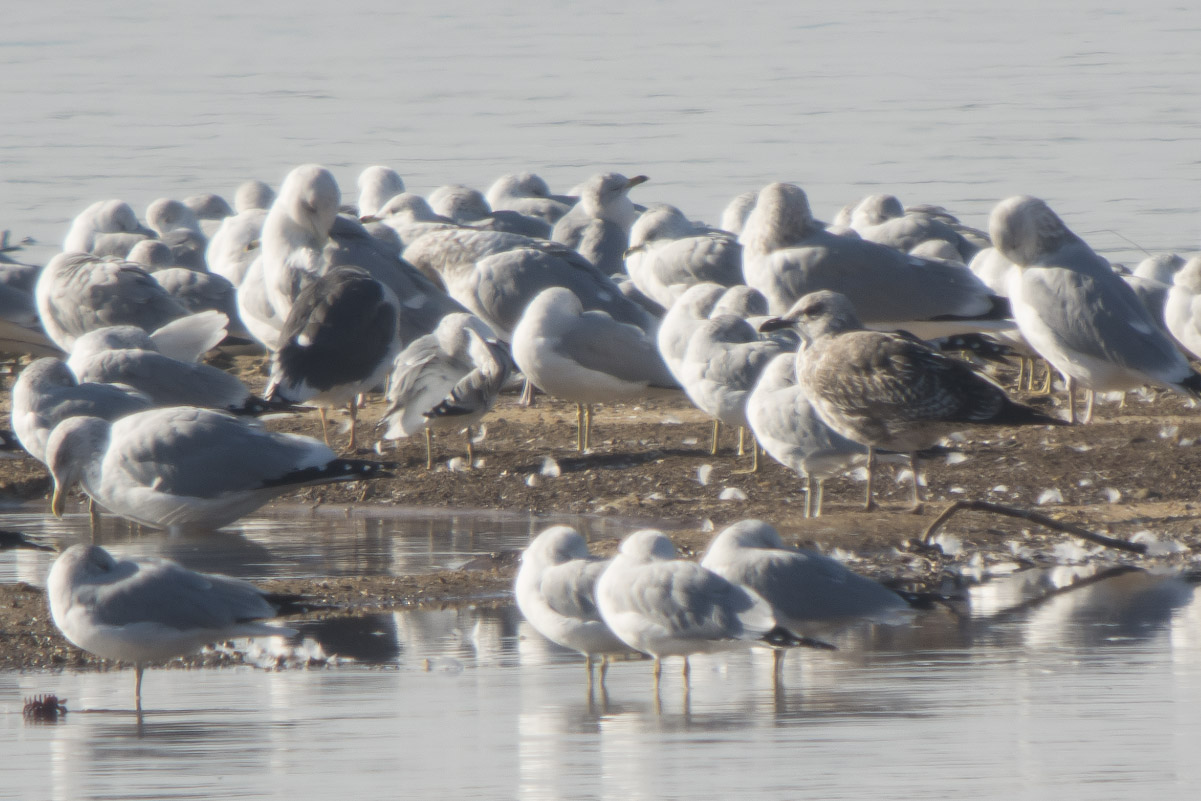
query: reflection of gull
45 406 390 531
762 290 1063 510
991 195 1201 423
67 326 279 415
356 166 406 218
745 354 870 517
511 287 677 451
11 357 150 463
35 252 194 352
595 529 798 690
266 266 400 449
1165 257 1201 360
380 313 507 467
486 172 575 225
47 543 295 711
624 204 742 309
515 526 628 681
552 173 647 275
701 520 910 647
740 183 1004 336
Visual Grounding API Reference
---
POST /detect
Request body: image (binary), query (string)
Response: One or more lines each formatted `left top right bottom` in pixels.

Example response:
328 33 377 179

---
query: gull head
577 172 647 223
628 204 697 248
739 182 819 253
235 180 276 213
709 519 787 553
760 290 865 341
617 529 678 563
849 194 905 229
523 526 592 568
145 198 201 237
429 185 492 223
273 164 341 245
356 166 406 218
988 195 1078 268
45 417 111 518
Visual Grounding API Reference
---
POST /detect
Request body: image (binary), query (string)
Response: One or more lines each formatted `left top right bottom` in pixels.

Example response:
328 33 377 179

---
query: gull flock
10 163 1201 708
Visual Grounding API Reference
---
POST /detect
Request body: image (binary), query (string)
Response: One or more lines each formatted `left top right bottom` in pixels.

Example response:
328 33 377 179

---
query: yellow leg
710 419 721 456
576 403 585 452
346 402 358 451
319 408 330 446
465 426 474 464
863 446 877 511
425 428 434 470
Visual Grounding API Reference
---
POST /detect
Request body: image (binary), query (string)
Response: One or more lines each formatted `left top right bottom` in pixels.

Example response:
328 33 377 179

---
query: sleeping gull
594 529 822 691
745 353 872 517
379 313 510 468
67 326 287 415
843 193 984 262
515 526 629 685
265 266 400 450
44 406 391 531
719 190 758 236
234 179 275 213
11 357 151 464
552 172 647 275
368 193 461 251
990 195 1201 423
428 184 551 239
34 252 199 352
47 543 296 712
656 283 727 380
511 287 677 452
1164 257 1201 361
356 165 406 218
62 200 154 255
206 208 267 287
145 198 204 238
761 290 1064 511
486 172 575 225
701 519 911 672
740 183 1007 337
624 204 743 310
678 315 789 469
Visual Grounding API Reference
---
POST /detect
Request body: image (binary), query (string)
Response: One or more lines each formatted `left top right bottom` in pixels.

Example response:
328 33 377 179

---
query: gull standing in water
511 287 677 452
761 290 1065 511
515 526 629 686
44 406 391 531
990 195 1201 423
595 529 821 692
47 543 296 712
266 266 400 450
379 312 509 468
740 183 1006 337
701 520 911 674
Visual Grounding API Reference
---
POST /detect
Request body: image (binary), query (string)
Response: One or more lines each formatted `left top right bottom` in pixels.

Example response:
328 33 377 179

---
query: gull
145 198 204 238
1165 256 1201 361
125 240 175 270
368 193 461 251
594 529 819 691
428 184 551 239
701 519 912 672
150 268 246 336
486 172 575 225
740 183 1006 337
379 312 509 467
265 266 400 450
62 200 155 255
720 190 758 236
44 406 391 531
234 179 275 213
34 252 206 353
745 353 872 517
514 526 629 685
206 208 266 287
404 227 656 339
679 315 789 469
356 165 406 218
183 193 234 237
624 204 743 310
761 290 1065 511
842 193 985 261
552 173 647 275
511 287 677 452
656 283 727 380
991 195 1201 423
67 326 285 415
47 543 296 712
1134 253 1186 285
11 357 151 464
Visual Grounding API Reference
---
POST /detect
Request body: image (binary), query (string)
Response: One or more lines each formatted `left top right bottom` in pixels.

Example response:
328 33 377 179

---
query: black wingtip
761 625 838 651
260 459 395 490
1181 371 1201 400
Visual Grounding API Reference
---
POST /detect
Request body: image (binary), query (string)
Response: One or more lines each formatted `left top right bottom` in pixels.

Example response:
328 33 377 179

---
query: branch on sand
920 499 1149 556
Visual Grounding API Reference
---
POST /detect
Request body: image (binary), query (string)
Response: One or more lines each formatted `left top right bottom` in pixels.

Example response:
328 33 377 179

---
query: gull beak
360 214 380 224
757 317 792 333
626 175 649 188
51 484 65 519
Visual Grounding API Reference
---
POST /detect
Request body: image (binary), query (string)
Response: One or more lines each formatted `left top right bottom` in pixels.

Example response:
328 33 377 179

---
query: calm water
3 567 1200 800
4 2 1201 797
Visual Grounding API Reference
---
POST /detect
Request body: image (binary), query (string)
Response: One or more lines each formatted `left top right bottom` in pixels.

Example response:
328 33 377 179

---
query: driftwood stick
921 500 1149 555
